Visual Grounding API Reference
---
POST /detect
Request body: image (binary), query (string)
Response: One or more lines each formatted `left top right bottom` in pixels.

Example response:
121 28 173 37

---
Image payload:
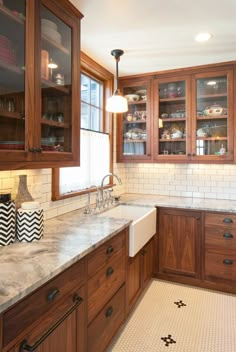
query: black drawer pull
106 266 114 277
20 294 83 351
106 245 114 255
223 218 233 223
47 288 60 302
105 306 113 318
223 259 233 265
223 233 233 239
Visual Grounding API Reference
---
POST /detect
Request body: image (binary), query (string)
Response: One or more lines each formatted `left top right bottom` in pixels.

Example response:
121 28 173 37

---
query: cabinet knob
36 147 43 153
106 245 114 255
223 259 233 265
47 288 60 302
223 218 233 223
29 147 37 153
142 249 147 256
105 306 113 317
192 153 196 157
187 153 191 157
223 233 233 239
106 266 114 277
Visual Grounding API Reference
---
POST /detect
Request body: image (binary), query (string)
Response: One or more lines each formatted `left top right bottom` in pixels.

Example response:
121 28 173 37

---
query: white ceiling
70 0 236 77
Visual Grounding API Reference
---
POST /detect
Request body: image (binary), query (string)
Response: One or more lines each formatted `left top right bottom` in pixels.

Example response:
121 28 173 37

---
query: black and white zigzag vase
0 201 16 246
17 208 44 242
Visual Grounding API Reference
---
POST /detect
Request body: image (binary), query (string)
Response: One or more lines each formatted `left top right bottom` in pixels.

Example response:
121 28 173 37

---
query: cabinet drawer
88 285 125 352
205 227 236 250
205 213 236 227
88 249 125 324
3 259 86 347
87 229 126 277
205 251 236 281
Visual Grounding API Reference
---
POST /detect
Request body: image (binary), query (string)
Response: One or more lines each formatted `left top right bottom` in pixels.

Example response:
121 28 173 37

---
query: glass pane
158 80 186 155
123 85 147 156
91 79 101 106
195 75 228 156
40 5 72 152
0 0 26 151
81 74 90 103
91 107 100 131
81 102 90 129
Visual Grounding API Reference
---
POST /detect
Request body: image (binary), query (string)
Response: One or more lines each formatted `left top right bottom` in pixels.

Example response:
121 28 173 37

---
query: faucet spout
100 173 122 204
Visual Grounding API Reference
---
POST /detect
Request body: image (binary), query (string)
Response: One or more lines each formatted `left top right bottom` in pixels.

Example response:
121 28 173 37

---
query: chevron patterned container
16 206 44 242
0 197 16 246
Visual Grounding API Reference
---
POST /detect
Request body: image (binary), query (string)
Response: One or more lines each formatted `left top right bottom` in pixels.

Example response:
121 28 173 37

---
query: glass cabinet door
155 77 189 159
0 0 26 158
40 3 73 154
192 70 233 160
119 81 151 160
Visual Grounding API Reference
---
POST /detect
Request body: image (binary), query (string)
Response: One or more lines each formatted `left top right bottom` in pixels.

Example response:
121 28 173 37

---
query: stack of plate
0 141 24 150
0 35 16 65
41 18 62 45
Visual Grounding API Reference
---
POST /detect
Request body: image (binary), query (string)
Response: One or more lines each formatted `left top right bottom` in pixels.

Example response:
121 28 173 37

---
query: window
52 53 113 200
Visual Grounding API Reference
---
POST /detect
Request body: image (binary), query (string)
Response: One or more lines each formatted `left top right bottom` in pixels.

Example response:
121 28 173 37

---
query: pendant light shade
106 49 128 113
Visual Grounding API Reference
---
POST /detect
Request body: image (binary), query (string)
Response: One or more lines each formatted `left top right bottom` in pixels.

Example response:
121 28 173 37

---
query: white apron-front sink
98 205 156 257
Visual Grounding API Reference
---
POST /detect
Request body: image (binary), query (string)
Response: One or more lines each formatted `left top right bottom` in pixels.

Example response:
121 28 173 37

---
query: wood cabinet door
127 253 142 309
142 237 155 287
158 208 201 279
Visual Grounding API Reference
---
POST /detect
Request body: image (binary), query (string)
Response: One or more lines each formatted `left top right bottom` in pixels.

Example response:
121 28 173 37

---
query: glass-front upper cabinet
191 70 233 161
38 0 79 161
153 76 191 161
117 80 151 161
0 0 26 160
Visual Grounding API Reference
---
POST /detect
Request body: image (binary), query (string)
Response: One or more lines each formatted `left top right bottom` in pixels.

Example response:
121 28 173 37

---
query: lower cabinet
127 236 155 312
158 208 202 282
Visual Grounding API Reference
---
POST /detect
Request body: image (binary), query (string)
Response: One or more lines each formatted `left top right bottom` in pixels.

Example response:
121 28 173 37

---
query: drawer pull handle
106 306 113 318
20 294 83 351
106 245 114 255
223 259 233 265
106 266 114 277
223 218 233 223
223 233 233 239
142 249 147 256
47 288 60 302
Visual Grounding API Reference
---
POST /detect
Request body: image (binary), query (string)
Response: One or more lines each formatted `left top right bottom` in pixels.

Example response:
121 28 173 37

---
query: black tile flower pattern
161 335 176 347
174 300 187 308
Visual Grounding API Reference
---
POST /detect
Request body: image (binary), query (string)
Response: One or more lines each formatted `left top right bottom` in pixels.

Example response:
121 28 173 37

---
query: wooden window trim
52 52 114 201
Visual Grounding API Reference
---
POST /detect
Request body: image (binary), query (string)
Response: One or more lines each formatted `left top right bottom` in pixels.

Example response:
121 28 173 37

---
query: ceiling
70 0 236 77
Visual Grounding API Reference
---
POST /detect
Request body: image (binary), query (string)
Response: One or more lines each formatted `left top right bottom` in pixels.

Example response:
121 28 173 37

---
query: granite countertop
1 193 236 314
0 208 131 314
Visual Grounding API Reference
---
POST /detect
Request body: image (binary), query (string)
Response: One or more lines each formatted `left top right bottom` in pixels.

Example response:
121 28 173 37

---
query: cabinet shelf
42 34 70 55
41 119 71 129
0 111 23 120
124 139 146 143
123 120 146 124
0 4 25 25
159 138 186 142
197 93 227 99
128 100 146 105
197 115 228 120
196 137 227 141
41 79 70 94
160 117 186 122
159 97 185 102
0 59 22 74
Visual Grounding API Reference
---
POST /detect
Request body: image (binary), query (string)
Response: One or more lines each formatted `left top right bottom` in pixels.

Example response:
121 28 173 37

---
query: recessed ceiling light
195 32 212 42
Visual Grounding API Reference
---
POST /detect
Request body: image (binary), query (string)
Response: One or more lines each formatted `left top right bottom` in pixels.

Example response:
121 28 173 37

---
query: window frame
51 52 114 201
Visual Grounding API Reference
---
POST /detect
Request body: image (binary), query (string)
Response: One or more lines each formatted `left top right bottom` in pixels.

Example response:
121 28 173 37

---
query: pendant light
106 49 128 113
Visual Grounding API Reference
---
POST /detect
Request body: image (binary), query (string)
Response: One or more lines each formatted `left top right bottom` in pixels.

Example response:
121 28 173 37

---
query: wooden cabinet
3 259 86 352
117 79 152 161
127 236 155 311
87 228 128 352
158 208 202 281
204 212 236 292
118 62 235 163
0 0 82 170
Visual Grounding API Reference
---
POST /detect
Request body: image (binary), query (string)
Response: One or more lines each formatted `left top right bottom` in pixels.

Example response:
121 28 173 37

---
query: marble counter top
120 193 236 213
0 209 131 314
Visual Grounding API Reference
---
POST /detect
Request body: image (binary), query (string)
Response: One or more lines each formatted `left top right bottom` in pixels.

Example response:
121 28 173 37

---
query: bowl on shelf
124 94 140 102
203 104 227 117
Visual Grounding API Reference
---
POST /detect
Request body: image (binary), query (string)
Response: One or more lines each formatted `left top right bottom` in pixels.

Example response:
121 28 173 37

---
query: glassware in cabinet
0 0 26 155
192 70 233 160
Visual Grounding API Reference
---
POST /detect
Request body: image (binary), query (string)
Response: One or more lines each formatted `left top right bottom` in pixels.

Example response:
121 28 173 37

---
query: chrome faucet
84 185 98 214
100 172 122 207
